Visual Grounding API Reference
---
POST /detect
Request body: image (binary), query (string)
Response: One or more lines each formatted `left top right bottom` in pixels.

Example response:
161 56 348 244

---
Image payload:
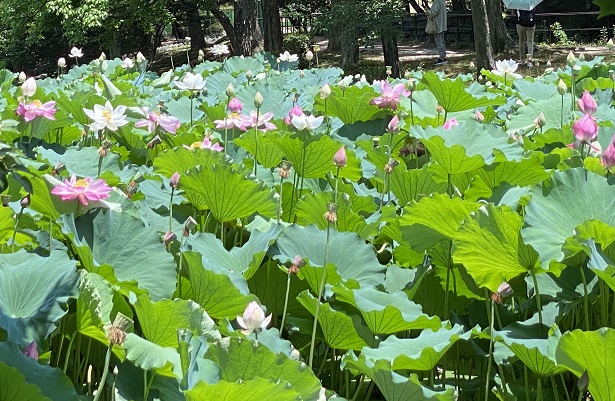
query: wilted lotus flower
122 57 134 69
210 44 230 57
578 91 597 115
21 77 36 97
106 312 132 346
51 174 112 205
557 79 567 95
491 282 513 304
320 83 331 99
333 146 347 167
18 71 26 83
492 59 522 80
279 51 299 62
58 57 66 68
474 110 484 122
183 216 197 236
443 118 458 130
324 202 338 223
69 47 83 59
83 101 129 132
247 110 276 131
387 114 400 133
174 72 206 91
236 301 271 335
291 113 324 131
163 231 176 247
135 108 181 134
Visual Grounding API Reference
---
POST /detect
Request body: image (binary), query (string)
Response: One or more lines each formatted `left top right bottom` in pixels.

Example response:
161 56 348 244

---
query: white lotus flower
279 51 299 62
57 57 66 68
122 58 134 69
492 59 522 79
18 71 26 83
83 101 129 132
210 44 230 57
21 77 36 97
236 301 271 335
136 52 146 63
292 114 324 131
69 47 83 58
174 72 206 91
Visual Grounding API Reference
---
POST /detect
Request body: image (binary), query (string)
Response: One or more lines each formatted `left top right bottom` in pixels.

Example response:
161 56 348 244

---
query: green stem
484 298 495 401
308 221 331 369
351 375 365 401
561 94 564 128
254 108 260 179
560 374 571 401
224 98 230 155
363 380 375 401
177 237 185 297
49 218 53 253
551 376 560 401
524 365 531 401
190 95 193 126
324 99 329 136
277 177 284 224
169 189 175 233
579 267 590 331
92 345 112 401
531 271 543 324
62 333 76 374
10 206 24 252
279 273 291 337
410 93 414 125
537 377 543 401
143 369 155 401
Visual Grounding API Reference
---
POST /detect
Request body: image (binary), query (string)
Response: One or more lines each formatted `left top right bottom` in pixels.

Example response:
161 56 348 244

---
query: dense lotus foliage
1 52 615 401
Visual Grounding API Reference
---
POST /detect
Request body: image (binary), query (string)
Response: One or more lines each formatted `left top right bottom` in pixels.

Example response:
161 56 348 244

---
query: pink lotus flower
228 97 243 113
578 91 597 116
16 100 57 122
135 110 181 134
186 136 224 152
601 140 615 169
333 146 347 167
23 341 38 360
247 110 277 132
236 301 271 335
387 115 400 133
443 118 458 130
475 110 484 122
573 114 598 143
284 105 304 125
51 174 112 205
370 81 410 110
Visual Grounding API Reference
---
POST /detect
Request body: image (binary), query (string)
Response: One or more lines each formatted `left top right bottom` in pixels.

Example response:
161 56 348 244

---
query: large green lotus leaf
274 224 386 287
586 239 615 291
223 56 264 75
453 204 540 291
182 164 277 220
412 122 523 175
296 262 343 296
234 130 285 168
65 209 176 301
165 96 204 124
421 71 505 112
185 377 300 401
332 286 441 334
389 164 447 205
492 323 566 377
341 355 455 401
0 343 80 401
203 337 321 400
179 251 257 319
513 79 560 102
54 90 96 126
472 155 553 191
134 295 220 348
0 251 78 345
522 168 615 268
355 324 471 371
0 362 51 401
294 191 378 240
555 328 615 401
313 85 387 124
400 194 481 252
153 146 225 177
296 290 372 350
123 333 180 378
185 223 282 279
507 96 572 134
236 83 293 119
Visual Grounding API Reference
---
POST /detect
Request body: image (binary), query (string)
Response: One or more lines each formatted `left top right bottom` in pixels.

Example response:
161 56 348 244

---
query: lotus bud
228 97 243 113
323 202 338 223
609 39 615 50
578 91 597 115
557 79 567 95
578 52 585 62
372 137 380 148
387 115 400 134
577 371 589 392
147 135 162 149
478 75 484 83
566 50 576 66
333 146 347 167
52 162 65 176
320 83 331 99
183 216 198 236
254 91 263 108
246 70 253 80
279 160 292 179
170 172 180 189
545 60 551 67
469 61 475 70
136 51 146 63
18 71 26 83
225 83 235 98
601 141 615 168
99 52 107 61
403 70 411 79
572 65 582 76
23 341 38 360
163 231 177 246
406 78 416 92
20 194 30 208
474 110 484 122
491 281 513 304
58 57 66 68
534 112 546 128
198 49 205 62
21 77 36 97
339 80 349 92
306 50 313 61
185 36 191 43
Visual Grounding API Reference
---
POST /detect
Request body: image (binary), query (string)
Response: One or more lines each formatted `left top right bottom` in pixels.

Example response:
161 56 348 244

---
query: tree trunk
340 32 359 69
485 0 513 53
186 6 207 51
407 0 425 13
328 0 342 51
262 0 283 54
233 0 264 55
381 33 400 78
470 0 494 71
210 7 237 52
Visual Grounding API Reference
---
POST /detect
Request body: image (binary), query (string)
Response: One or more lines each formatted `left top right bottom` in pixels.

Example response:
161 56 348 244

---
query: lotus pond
0 53 614 401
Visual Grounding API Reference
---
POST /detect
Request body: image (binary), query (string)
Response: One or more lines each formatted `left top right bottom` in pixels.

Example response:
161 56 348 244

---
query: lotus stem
49 217 53 253
10 205 25 252
351 374 365 401
561 94 564 128
484 291 495 401
63 333 76 374
277 177 284 224
279 273 291 338
551 376 560 401
177 237 185 296
254 108 260 179
324 99 329 136
530 271 543 325
579 267 590 331
560 374 571 401
189 94 193 127
524 365 531 401
92 345 112 401
143 370 154 401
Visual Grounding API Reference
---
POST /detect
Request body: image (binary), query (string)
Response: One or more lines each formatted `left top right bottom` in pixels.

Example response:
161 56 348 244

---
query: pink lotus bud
534 112 546 128
23 341 38 360
573 114 598 143
443 118 458 130
578 91 597 115
490 281 513 304
170 172 180 189
20 194 30 208
387 115 400 133
236 301 271 335
163 231 177 246
602 139 615 169
474 110 484 122
228 97 243 113
333 146 347 167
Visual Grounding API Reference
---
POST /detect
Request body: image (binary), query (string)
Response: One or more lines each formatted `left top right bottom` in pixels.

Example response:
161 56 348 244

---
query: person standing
424 0 448 65
513 7 537 65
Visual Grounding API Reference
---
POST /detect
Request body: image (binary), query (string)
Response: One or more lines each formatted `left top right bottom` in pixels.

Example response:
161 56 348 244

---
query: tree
210 0 263 55
263 0 284 54
485 0 512 53
470 0 494 70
